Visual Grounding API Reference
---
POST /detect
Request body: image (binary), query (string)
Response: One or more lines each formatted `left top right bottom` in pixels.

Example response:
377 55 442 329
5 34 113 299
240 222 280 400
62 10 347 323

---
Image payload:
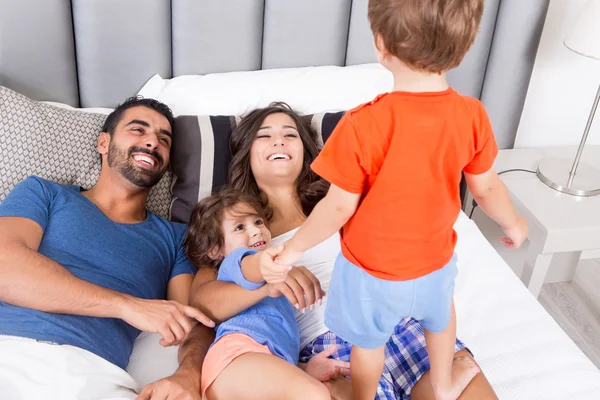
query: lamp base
537 158 600 197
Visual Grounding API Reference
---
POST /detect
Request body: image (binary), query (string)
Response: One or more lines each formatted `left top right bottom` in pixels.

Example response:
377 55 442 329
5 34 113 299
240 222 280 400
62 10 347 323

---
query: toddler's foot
432 356 480 400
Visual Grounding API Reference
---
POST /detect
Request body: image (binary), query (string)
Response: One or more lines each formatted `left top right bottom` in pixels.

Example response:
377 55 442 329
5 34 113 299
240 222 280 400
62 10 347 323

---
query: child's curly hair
184 187 268 270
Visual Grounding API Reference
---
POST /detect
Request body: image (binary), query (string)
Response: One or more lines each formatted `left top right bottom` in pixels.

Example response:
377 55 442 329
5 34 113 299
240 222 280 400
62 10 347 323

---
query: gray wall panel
173 0 264 75
481 0 550 149
72 0 171 108
447 0 500 99
346 0 377 65
262 0 352 69
0 0 549 150
0 0 78 106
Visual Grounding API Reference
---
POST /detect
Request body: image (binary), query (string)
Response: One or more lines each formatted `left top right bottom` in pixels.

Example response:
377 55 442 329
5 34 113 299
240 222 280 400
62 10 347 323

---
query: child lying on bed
184 187 345 400
268 1 528 400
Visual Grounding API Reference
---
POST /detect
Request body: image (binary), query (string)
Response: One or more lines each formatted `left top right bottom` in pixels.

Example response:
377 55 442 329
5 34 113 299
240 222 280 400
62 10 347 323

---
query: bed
2 1 600 399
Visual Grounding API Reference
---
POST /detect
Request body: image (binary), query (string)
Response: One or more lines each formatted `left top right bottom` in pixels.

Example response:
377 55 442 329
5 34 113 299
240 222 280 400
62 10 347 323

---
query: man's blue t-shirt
0 176 194 369
215 248 300 365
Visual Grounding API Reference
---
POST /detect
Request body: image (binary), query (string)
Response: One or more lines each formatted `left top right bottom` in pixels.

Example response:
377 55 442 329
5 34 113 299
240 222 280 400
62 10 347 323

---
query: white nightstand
466 145 600 298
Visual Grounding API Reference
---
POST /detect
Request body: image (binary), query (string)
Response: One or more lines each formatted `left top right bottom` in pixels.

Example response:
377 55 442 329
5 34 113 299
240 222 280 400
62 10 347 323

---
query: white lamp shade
564 0 600 59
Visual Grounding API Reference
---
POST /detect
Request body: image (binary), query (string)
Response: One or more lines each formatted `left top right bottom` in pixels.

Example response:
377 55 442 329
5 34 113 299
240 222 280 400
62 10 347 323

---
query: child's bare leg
349 345 384 400
425 301 480 400
206 352 331 400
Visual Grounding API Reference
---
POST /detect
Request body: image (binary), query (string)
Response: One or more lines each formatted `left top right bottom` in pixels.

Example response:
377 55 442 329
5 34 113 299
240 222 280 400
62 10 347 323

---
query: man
0 97 215 399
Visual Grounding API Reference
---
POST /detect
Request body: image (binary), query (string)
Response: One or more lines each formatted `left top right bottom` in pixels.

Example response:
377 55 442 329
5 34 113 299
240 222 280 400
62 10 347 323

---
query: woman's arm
189 268 268 323
189 266 325 322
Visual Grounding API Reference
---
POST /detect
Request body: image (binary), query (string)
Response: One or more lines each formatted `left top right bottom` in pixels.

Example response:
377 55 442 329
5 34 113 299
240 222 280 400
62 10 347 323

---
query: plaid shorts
299 317 470 400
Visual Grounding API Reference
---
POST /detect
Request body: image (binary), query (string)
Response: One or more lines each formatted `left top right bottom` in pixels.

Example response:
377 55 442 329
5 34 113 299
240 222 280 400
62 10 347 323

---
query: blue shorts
324 253 457 348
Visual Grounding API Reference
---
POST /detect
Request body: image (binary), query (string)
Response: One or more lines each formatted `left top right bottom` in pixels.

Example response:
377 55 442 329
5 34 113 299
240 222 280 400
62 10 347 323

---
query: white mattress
453 212 600 399
127 212 600 399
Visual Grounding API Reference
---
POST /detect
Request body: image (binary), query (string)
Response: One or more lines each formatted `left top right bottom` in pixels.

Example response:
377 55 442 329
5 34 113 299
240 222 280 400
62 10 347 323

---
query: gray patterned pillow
0 86 172 219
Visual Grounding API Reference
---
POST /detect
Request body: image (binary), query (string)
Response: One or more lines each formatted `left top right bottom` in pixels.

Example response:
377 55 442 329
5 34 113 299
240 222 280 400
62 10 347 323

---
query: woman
190 102 498 400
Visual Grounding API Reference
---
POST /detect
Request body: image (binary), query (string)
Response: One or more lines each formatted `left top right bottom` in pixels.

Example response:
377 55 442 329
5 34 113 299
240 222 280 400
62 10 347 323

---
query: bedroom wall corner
515 0 600 148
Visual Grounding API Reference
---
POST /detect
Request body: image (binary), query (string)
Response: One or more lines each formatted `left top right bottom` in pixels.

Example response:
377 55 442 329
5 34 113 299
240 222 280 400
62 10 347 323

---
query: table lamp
536 0 600 196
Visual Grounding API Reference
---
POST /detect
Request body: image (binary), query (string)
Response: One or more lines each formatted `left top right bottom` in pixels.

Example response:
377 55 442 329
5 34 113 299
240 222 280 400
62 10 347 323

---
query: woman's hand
301 345 351 382
265 266 325 312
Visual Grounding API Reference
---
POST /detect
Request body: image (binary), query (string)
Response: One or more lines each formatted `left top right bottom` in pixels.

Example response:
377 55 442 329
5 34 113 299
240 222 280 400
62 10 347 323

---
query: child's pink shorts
201 333 272 398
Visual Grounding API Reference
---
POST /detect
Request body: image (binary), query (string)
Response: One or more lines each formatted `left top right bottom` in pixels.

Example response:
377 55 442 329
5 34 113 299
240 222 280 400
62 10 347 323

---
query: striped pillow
170 111 345 223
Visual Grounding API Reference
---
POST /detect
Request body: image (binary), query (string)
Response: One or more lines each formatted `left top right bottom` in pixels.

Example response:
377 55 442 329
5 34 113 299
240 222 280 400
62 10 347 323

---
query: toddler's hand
274 240 303 266
259 245 291 283
501 215 528 249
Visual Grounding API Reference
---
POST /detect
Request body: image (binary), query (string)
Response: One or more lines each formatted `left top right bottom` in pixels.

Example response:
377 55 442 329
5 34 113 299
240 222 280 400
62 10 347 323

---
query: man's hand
302 345 351 382
274 240 304 266
501 215 528 249
259 245 291 283
265 266 325 312
119 297 215 346
136 370 201 400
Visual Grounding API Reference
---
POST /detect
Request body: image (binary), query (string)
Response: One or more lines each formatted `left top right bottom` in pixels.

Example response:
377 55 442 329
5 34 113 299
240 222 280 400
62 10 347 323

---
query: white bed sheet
453 212 600 399
127 212 600 399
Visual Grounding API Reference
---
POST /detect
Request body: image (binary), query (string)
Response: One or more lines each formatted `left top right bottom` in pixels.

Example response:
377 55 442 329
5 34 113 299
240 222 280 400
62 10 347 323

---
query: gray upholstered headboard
0 0 548 149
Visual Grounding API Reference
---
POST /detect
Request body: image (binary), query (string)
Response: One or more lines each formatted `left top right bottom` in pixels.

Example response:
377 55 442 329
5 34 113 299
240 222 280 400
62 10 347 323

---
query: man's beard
107 142 166 188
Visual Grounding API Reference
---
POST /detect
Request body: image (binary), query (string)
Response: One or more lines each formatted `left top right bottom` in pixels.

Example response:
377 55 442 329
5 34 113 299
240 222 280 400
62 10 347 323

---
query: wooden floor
539 260 600 369
470 208 600 370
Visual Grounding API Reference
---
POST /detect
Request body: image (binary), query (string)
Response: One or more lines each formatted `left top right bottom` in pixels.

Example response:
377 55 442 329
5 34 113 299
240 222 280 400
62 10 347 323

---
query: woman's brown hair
184 187 267 270
228 102 329 221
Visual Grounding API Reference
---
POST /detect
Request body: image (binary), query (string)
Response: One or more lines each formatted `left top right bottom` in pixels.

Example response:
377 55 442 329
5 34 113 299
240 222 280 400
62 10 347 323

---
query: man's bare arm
0 216 131 317
167 274 194 305
137 324 216 400
178 323 215 374
0 216 214 346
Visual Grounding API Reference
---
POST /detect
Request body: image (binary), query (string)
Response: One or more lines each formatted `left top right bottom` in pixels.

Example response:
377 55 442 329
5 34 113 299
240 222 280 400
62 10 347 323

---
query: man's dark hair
101 96 175 136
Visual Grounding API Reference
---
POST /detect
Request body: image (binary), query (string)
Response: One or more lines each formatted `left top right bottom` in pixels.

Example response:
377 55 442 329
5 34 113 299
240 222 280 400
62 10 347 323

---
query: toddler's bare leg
425 301 480 400
349 345 384 400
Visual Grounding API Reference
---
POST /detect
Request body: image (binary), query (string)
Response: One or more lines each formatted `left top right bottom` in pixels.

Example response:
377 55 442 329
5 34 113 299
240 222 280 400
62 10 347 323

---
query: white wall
515 0 600 148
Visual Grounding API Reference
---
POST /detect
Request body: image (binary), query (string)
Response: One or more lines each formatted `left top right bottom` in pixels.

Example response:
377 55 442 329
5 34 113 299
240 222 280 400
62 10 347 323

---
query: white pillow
137 63 393 116
127 332 180 389
42 101 114 115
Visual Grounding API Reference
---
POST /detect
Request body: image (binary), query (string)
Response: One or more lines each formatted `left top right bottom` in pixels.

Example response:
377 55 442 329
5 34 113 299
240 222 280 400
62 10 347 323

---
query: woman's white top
271 228 341 349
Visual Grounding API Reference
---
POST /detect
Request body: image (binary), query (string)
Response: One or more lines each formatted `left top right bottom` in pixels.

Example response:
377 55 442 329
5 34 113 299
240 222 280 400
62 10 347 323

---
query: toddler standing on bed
184 187 343 400
268 1 528 400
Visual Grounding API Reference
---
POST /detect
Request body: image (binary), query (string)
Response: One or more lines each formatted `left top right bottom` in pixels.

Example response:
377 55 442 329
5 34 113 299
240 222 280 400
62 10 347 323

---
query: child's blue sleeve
217 248 265 290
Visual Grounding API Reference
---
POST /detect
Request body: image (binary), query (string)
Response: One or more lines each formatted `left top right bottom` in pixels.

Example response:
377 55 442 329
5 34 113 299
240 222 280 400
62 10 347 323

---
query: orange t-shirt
311 88 498 280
